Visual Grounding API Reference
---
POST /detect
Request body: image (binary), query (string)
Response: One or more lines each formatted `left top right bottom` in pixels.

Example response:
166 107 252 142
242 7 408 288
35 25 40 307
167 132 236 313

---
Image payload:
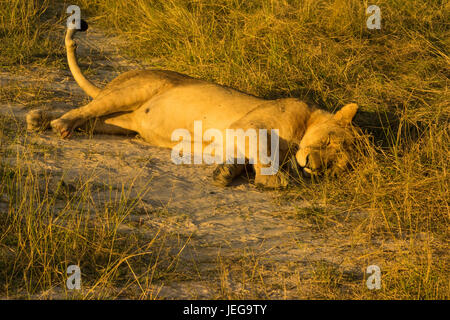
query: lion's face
295 104 358 177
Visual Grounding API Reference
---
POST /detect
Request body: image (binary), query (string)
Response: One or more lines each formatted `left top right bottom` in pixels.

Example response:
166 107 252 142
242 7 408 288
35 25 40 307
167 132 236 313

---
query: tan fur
28 26 359 188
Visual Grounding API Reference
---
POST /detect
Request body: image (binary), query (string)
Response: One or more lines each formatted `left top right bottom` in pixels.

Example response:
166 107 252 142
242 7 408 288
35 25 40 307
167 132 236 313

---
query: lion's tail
65 20 101 99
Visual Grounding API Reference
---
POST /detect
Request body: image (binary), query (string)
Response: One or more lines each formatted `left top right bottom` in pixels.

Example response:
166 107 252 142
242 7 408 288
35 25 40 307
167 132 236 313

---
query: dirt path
0 26 382 299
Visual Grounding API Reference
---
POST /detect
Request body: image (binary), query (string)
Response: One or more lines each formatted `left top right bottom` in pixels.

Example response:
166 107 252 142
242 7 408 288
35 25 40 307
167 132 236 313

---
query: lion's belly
133 84 264 147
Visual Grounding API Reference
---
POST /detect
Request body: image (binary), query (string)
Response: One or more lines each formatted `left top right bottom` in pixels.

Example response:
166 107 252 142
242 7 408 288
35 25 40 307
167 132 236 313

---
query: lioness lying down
27 21 359 188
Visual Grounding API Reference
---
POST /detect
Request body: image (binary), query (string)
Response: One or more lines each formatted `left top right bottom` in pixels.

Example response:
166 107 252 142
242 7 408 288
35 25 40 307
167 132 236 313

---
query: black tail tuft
79 19 88 32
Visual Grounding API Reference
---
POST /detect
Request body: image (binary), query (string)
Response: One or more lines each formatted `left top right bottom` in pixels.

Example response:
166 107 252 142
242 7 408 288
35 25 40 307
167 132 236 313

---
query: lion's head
296 103 358 177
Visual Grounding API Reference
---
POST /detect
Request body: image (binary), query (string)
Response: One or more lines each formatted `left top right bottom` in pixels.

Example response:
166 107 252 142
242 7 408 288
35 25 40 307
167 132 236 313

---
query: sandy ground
0 27 390 299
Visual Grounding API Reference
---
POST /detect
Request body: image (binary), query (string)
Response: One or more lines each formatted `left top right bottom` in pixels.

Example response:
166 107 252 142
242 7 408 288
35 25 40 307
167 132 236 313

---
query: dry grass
0 0 449 299
0 123 186 299
0 0 66 66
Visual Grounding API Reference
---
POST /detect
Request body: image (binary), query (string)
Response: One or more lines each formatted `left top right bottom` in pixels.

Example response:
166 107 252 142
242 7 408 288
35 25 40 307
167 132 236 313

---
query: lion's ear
333 103 358 124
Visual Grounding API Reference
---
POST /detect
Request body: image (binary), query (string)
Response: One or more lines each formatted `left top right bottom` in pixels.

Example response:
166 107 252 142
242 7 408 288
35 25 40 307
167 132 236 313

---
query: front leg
212 163 245 186
253 145 291 189
254 163 289 189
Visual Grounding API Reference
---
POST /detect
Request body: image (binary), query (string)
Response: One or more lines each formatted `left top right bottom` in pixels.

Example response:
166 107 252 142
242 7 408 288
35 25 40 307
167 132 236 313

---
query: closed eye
323 136 331 146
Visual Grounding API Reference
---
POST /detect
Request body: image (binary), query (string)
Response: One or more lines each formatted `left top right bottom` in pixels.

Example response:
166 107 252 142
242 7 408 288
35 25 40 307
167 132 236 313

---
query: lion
27 20 359 188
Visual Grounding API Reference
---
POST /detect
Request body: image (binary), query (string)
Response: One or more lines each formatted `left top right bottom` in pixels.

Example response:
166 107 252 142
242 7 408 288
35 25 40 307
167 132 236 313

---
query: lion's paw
26 110 53 132
212 164 235 186
212 163 244 186
50 118 73 139
255 171 289 189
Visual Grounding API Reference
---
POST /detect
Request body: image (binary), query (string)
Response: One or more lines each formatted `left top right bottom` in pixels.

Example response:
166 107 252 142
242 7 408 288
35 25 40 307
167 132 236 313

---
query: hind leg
50 90 146 138
27 109 136 136
26 109 56 132
82 113 137 135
